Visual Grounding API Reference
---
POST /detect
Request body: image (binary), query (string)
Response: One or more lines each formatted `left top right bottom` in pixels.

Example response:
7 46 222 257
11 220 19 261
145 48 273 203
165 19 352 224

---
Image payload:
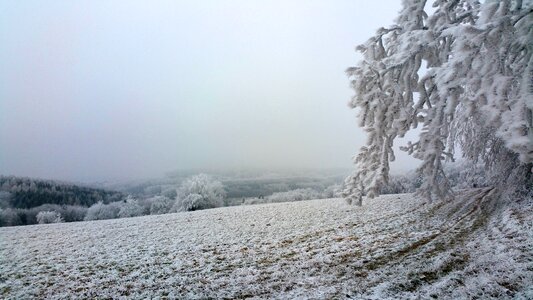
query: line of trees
0 163 492 227
240 162 489 206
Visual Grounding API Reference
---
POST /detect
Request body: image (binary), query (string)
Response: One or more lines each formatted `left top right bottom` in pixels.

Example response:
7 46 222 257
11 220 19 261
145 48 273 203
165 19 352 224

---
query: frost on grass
0 190 532 299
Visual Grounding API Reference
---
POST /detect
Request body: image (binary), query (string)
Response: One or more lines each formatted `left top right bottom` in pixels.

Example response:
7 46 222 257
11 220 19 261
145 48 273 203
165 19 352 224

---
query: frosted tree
344 0 532 205
117 196 144 218
174 174 226 211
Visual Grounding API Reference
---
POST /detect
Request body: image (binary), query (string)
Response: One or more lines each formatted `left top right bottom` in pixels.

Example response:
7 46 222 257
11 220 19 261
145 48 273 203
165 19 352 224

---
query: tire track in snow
345 188 498 298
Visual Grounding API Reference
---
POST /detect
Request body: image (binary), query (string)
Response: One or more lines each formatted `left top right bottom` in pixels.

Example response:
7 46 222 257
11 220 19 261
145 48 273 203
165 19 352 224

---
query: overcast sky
0 0 412 182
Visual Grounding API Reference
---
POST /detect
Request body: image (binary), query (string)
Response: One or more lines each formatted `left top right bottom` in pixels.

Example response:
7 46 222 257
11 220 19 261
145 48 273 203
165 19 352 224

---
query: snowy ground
1 189 532 299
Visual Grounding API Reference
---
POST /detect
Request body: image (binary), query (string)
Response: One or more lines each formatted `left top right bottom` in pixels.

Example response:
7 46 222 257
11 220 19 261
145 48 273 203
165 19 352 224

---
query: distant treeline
0 164 489 227
223 176 342 199
0 176 125 209
0 174 228 227
0 173 345 227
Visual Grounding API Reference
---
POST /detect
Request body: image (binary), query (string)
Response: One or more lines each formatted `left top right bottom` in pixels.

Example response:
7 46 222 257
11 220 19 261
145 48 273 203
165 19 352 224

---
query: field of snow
1 189 532 299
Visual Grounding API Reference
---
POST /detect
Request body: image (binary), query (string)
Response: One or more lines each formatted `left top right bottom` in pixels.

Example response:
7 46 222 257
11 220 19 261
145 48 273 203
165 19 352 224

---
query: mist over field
0 1 416 182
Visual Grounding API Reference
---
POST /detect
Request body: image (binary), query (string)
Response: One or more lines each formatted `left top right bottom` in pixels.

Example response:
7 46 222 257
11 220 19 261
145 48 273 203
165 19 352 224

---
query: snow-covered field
1 189 532 299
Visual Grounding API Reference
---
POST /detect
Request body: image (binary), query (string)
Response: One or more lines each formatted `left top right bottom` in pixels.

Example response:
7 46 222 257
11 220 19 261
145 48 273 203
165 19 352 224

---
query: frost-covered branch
344 0 532 205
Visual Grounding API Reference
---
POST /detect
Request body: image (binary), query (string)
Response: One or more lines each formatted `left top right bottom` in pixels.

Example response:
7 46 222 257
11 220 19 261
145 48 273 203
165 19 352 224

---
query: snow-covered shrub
134 198 153 215
242 197 266 206
379 177 409 195
175 194 204 211
117 197 144 218
241 188 327 205
444 162 488 189
36 211 63 224
84 201 121 221
25 204 61 223
322 184 342 198
60 205 88 222
0 208 22 227
23 204 87 224
380 173 422 195
162 188 177 200
149 196 173 215
267 188 322 203
343 0 533 204
174 174 226 211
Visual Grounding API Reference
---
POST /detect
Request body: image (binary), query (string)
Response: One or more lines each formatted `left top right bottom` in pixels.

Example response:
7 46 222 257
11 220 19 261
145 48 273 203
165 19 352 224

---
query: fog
0 1 414 182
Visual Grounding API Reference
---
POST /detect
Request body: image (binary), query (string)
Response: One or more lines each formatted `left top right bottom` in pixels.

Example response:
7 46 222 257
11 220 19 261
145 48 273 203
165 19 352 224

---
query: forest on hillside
0 176 125 209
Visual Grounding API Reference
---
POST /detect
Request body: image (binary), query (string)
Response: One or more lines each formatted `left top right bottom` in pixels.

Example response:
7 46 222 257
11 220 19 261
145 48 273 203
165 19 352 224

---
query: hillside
1 190 532 299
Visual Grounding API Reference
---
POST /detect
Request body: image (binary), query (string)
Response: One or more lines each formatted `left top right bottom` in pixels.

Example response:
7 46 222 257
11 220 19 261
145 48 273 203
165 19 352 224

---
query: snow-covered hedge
267 188 322 203
84 201 122 221
36 211 63 224
243 188 324 205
